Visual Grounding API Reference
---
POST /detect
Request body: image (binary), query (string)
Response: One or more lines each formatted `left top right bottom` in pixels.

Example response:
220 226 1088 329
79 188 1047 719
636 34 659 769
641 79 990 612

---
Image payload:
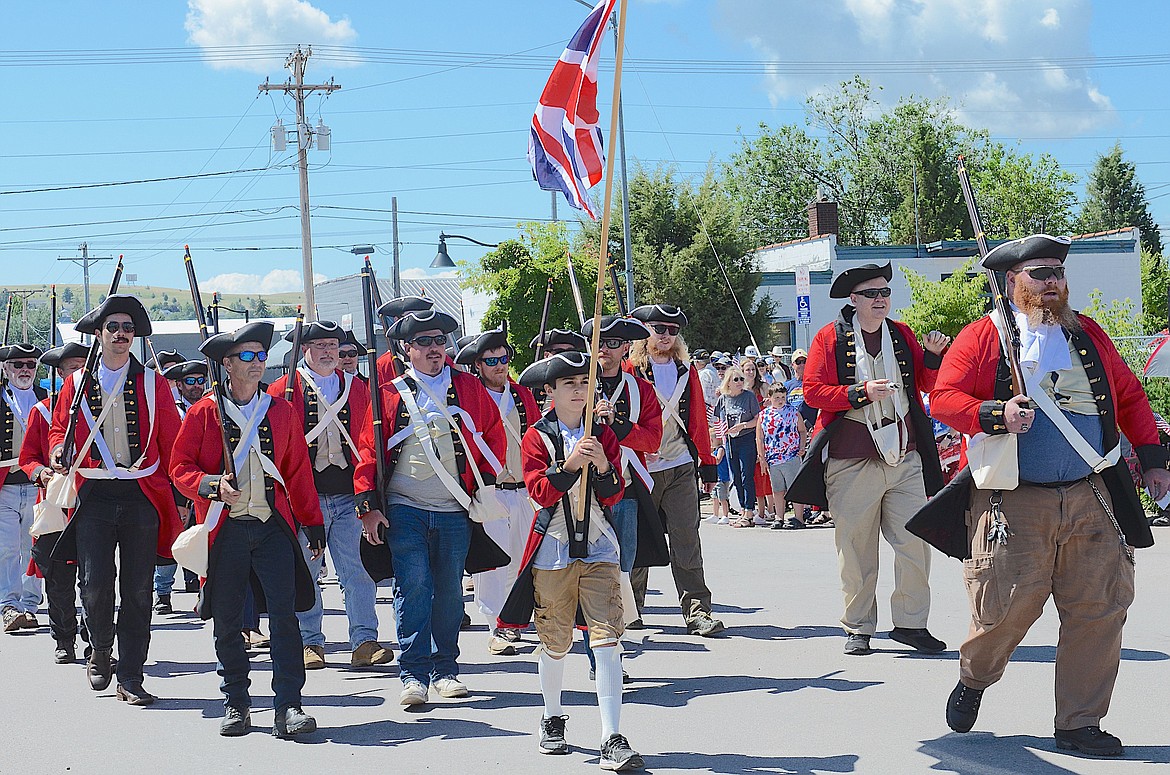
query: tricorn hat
377 295 434 320
581 315 651 342
386 309 459 342
341 330 363 351
75 294 152 337
146 349 184 371
40 342 89 368
199 321 275 362
162 360 209 380
630 304 688 329
829 262 893 298
456 322 513 366
0 343 43 362
285 320 344 343
530 328 587 352
982 234 1071 272
518 350 590 389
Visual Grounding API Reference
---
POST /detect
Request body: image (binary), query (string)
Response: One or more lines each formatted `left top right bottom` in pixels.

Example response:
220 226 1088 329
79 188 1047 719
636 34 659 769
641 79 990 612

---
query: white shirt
97 360 129 395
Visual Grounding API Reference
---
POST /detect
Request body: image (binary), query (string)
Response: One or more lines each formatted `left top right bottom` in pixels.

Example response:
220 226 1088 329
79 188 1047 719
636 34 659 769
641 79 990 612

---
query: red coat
268 368 370 491
18 397 53 483
625 359 716 481
49 362 182 558
909 312 1166 557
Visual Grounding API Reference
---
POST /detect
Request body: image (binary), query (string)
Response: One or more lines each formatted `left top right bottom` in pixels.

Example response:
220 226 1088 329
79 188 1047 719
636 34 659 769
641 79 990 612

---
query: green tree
462 221 604 372
724 123 819 246
61 287 74 304
896 259 988 339
1141 250 1169 335
969 143 1078 239
585 164 773 351
253 298 272 318
1077 143 1162 255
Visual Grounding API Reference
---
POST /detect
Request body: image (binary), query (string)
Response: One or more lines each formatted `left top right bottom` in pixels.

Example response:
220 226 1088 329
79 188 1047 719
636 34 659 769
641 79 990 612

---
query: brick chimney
807 198 839 240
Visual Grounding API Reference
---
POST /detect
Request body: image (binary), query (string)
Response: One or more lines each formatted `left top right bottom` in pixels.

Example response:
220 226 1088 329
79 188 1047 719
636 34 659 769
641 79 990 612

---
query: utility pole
4 289 39 344
259 46 340 322
391 196 402 297
57 242 113 315
551 191 558 222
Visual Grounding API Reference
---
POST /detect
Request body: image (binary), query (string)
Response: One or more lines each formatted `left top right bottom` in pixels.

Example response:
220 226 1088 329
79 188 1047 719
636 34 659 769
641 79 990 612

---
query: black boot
54 640 76 664
87 648 113 691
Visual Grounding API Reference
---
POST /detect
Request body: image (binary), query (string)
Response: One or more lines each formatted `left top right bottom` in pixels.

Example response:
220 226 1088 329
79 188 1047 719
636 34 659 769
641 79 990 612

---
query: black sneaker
154 595 173 615
589 668 631 683
946 680 984 733
843 634 871 655
600 733 644 771
220 706 251 737
1054 726 1124 757
54 641 76 664
539 715 569 755
889 627 946 653
686 614 725 637
625 619 644 630
272 706 317 738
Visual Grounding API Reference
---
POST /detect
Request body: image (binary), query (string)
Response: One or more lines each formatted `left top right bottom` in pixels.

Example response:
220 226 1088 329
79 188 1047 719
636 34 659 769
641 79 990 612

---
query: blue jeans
387 504 471 686
0 483 40 612
611 498 638 574
298 492 379 650
209 518 304 712
728 434 758 511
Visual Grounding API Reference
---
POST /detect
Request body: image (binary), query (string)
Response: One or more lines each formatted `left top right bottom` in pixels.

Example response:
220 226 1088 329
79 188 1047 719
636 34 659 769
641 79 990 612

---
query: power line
0 165 292 196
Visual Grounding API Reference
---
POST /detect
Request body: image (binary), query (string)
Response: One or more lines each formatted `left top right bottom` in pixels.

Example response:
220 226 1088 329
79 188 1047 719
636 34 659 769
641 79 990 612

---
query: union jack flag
527 0 618 220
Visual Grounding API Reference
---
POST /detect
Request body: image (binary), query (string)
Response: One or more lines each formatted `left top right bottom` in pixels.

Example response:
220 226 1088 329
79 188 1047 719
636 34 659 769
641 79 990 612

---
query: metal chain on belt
986 490 1012 547
1088 477 1136 566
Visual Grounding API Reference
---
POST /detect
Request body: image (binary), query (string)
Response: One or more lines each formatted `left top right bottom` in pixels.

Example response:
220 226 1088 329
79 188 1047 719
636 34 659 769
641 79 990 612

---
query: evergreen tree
1078 143 1162 255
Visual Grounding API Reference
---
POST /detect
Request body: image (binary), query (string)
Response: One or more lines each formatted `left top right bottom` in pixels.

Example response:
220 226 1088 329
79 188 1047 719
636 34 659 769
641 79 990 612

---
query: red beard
1013 282 1080 331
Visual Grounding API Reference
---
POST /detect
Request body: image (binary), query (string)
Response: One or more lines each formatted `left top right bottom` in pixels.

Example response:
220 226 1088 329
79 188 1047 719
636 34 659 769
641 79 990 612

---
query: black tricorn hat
341 330 362 350
146 349 185 371
530 328 587 352
377 295 434 320
581 315 651 342
830 262 893 298
284 319 344 343
162 360 208 380
630 304 688 328
40 342 89 368
386 309 459 342
75 294 152 337
982 234 1071 272
456 322 513 365
0 343 43 362
199 321 275 362
518 350 590 389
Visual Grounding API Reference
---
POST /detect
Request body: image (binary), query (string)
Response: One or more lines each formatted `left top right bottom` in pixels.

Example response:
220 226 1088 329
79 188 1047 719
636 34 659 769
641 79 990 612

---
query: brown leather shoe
87 649 114 691
350 641 393 667
303 645 326 670
116 682 156 706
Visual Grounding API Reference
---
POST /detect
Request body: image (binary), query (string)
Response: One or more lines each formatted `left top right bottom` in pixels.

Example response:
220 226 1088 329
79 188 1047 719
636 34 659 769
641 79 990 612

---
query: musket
609 264 628 316
957 156 1028 399
62 256 124 468
49 285 58 412
361 263 388 501
565 252 587 326
364 259 401 379
183 245 235 481
2 291 13 346
533 278 554 361
284 307 304 402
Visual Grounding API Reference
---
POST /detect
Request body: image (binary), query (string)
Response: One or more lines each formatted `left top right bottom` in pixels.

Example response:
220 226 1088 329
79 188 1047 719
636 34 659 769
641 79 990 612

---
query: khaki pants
960 476 1135 730
825 452 932 636
630 462 713 624
533 561 623 656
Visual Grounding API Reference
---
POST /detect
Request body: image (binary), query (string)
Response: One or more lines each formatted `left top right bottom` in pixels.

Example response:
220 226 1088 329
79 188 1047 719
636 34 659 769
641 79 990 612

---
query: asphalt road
2 510 1167 775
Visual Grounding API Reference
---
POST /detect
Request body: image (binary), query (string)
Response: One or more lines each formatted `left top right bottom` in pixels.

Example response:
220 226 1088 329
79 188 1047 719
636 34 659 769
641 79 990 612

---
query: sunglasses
8 360 37 370
480 354 510 367
409 335 445 348
649 323 680 336
104 321 136 334
183 375 207 386
338 349 360 358
853 287 892 299
599 338 626 351
1016 265 1066 281
731 377 744 382
228 350 268 363
715 365 728 371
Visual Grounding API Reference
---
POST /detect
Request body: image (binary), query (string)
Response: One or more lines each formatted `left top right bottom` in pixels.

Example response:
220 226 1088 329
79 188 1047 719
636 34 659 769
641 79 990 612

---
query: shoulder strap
392 377 475 509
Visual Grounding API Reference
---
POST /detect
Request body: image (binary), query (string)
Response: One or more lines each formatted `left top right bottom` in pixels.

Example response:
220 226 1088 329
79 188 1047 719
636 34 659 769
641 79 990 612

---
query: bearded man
908 234 1170 757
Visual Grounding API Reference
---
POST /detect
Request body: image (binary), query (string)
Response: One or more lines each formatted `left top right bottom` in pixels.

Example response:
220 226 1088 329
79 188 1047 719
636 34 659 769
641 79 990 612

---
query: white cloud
205 268 324 295
717 0 1113 136
400 268 459 280
185 0 357 73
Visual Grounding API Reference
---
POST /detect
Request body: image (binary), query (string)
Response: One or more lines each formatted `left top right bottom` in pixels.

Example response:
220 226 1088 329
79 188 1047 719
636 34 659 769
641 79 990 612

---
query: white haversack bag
171 503 223 577
965 432 1018 491
29 473 77 538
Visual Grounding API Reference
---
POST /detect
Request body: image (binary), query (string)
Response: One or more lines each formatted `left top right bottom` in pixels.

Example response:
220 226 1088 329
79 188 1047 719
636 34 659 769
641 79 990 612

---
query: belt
1022 476 1092 489
498 481 526 491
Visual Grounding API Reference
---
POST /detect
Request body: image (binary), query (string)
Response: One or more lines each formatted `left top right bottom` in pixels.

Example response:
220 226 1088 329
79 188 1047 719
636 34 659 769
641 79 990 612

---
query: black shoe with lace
153 595 172 615
220 706 251 737
686 614 726 637
1054 726 1124 756
54 641 75 664
539 715 569 754
890 627 946 653
600 733 644 771
946 680 984 733
272 706 317 738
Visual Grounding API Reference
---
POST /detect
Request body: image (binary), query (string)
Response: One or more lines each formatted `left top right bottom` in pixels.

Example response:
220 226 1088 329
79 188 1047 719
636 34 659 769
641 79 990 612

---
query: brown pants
960 476 1136 730
630 462 713 624
533 561 624 657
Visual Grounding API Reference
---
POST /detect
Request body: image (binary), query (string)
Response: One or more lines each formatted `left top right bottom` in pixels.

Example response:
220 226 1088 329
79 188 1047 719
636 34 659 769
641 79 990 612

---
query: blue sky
3 0 1169 298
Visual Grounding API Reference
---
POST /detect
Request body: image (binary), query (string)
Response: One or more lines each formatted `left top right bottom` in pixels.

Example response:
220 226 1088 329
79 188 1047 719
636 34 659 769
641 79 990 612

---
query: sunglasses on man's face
1016 265 1066 282
715 365 728 371
229 350 268 363
853 287 892 299
338 349 360 358
8 360 37 371
480 354 510 367
183 375 207 386
104 321 136 334
599 338 626 351
649 323 680 336
731 377 744 382
409 335 445 348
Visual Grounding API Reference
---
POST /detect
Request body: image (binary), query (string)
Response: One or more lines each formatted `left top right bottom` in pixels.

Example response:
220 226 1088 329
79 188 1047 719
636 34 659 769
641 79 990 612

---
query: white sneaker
704 514 721 523
433 676 469 698
399 681 428 706
716 516 729 525
753 514 769 526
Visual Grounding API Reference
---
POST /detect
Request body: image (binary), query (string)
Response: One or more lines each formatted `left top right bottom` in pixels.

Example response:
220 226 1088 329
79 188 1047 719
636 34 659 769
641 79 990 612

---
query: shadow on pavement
638 603 764 616
626 671 880 708
919 732 1170 773
322 716 526 747
144 659 217 678
649 751 859 773
1007 645 1169 663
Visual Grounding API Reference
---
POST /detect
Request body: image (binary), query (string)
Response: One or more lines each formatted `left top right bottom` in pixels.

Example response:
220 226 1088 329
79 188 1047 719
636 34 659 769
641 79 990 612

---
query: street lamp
432 232 499 268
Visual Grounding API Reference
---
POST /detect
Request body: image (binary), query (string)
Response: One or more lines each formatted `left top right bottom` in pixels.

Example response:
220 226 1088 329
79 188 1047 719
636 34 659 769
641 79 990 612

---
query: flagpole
578 0 629 511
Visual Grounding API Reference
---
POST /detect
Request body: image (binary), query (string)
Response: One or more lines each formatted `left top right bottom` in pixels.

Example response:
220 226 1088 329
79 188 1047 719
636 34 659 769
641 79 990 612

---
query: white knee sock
539 650 565 717
594 645 622 739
